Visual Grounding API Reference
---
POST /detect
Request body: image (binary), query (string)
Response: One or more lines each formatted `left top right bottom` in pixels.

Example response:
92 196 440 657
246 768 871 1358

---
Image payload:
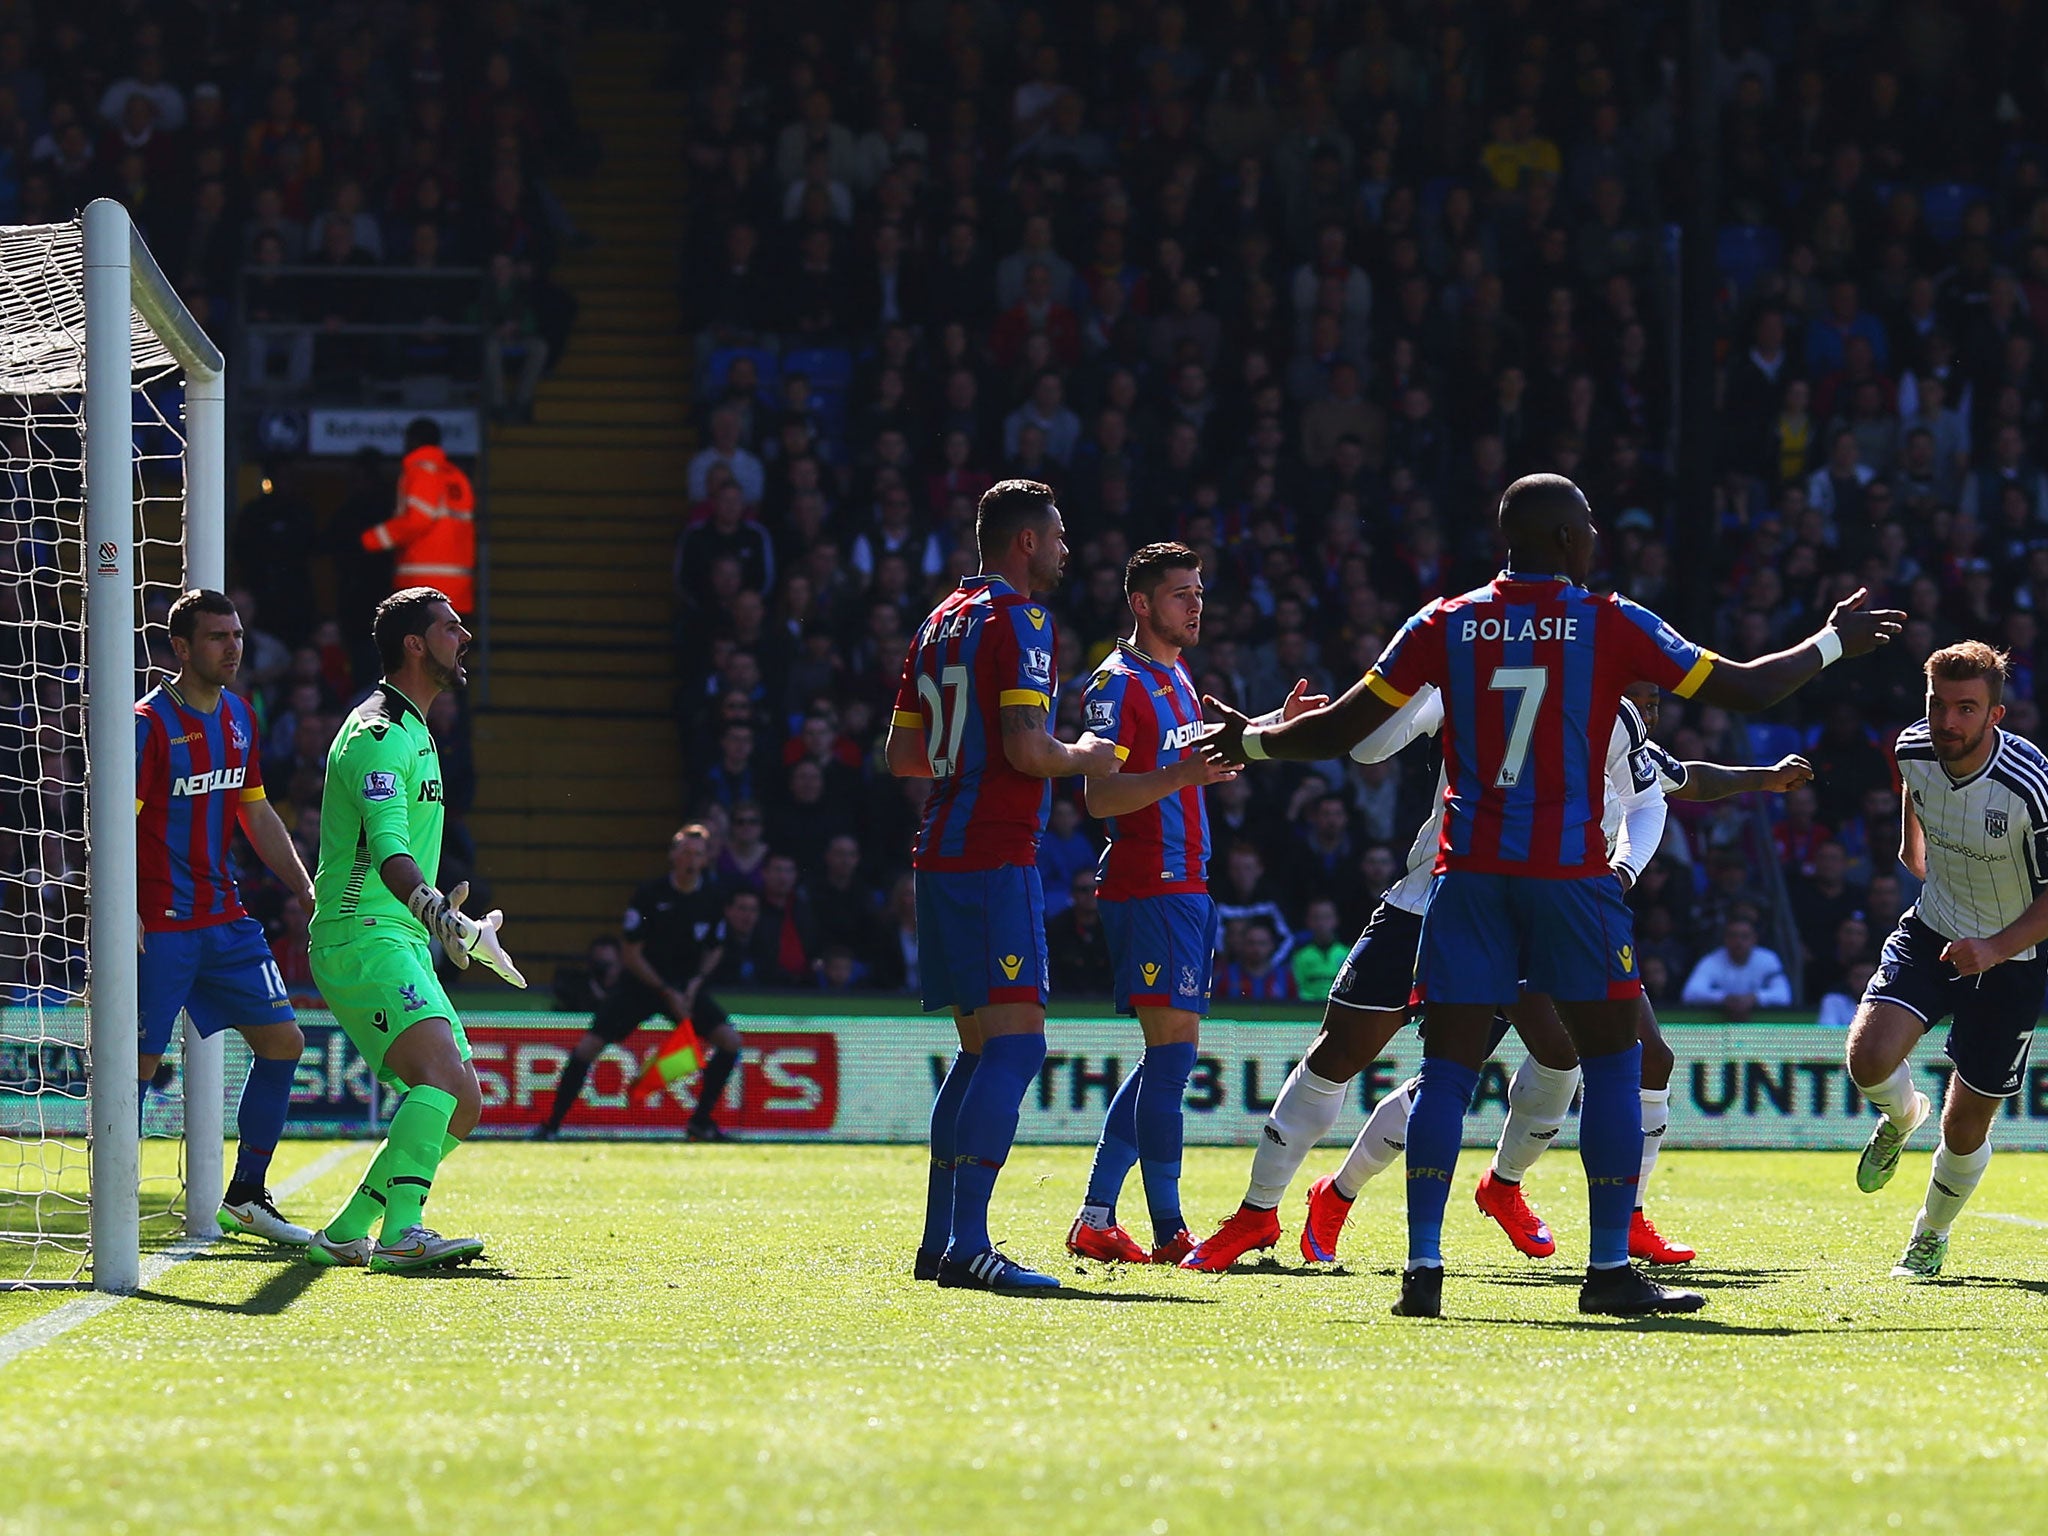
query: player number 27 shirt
1364 573 1715 879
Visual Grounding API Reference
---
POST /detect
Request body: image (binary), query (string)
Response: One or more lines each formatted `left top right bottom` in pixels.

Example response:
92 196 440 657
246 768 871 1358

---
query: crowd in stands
659 0 2048 1009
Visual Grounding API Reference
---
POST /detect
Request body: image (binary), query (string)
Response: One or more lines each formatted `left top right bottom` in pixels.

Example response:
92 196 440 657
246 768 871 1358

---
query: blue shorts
1101 893 1217 1016
1864 912 2046 1098
138 915 295 1055
915 866 1048 1015
1415 871 1641 1006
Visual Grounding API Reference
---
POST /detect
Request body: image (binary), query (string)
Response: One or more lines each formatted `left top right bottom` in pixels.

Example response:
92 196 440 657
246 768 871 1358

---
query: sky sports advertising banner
8 1010 2048 1151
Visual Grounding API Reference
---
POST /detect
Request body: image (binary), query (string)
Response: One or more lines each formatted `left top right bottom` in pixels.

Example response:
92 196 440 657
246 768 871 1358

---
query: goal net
0 202 226 1292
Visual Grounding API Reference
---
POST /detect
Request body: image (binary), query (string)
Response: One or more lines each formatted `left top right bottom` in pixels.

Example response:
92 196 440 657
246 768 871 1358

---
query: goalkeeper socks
1404 1057 1478 1268
442 1132 463 1158
226 1055 298 1199
1637 1087 1672 1206
544 1053 594 1132
922 1050 979 1257
324 1139 392 1243
1578 1045 1644 1268
1491 1057 1582 1184
691 1047 740 1128
1856 1059 1920 1127
1136 1041 1195 1246
1082 1060 1142 1218
1245 1062 1347 1209
947 1032 1046 1258
1334 1077 1415 1200
1917 1135 1993 1237
374 1084 459 1241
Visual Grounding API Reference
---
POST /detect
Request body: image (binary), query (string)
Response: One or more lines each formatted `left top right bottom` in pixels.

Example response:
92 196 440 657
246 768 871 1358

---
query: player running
304 588 527 1273
532 824 742 1141
1064 542 1322 1266
136 589 319 1245
886 481 1120 1292
1304 682 1815 1268
1206 473 1901 1316
1846 642 2048 1279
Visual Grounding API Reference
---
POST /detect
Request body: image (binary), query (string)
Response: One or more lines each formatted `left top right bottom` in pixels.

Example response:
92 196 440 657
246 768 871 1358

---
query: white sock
1490 1057 1582 1184
1915 1136 1993 1237
1637 1087 1671 1206
1855 1059 1920 1128
1245 1063 1348 1209
1333 1077 1415 1200
1076 1203 1115 1231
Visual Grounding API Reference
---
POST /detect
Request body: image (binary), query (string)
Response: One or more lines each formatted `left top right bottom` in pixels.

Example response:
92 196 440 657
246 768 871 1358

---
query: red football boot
1066 1216 1148 1264
1300 1176 1355 1262
1149 1228 1195 1266
1628 1208 1696 1265
1473 1169 1557 1258
1178 1204 1282 1271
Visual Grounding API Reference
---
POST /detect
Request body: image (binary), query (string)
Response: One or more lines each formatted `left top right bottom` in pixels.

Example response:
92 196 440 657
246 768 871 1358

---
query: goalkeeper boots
936 1247 1061 1292
305 1229 376 1268
1178 1203 1281 1272
1857 1091 1931 1193
370 1225 486 1274
1891 1229 1948 1280
218 1190 314 1247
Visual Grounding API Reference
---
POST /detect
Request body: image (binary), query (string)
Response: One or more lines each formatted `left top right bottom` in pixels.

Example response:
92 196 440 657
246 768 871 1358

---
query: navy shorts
1329 902 1424 1013
915 866 1048 1015
1864 913 2046 1098
1101 893 1217 1016
138 916 295 1056
1416 870 1642 1007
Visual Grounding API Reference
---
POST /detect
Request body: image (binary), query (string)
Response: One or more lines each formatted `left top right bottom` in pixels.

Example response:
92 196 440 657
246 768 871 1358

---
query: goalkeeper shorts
310 933 470 1089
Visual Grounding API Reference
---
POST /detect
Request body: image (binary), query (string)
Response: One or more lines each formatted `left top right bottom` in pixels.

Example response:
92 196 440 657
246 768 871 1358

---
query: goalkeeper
305 589 526 1273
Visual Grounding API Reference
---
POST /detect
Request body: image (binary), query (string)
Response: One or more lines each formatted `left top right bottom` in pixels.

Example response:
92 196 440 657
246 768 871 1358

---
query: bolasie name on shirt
1459 614 1582 643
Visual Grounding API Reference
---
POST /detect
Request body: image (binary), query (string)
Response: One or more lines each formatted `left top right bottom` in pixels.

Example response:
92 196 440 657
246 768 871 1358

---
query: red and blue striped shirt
1084 641 1209 900
1366 574 1714 880
135 681 266 932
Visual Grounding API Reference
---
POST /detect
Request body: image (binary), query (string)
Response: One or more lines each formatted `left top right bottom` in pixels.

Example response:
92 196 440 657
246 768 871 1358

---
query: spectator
708 888 778 987
1288 898 1346 1002
1046 870 1114 995
687 407 767 506
757 853 816 983
476 252 548 422
1037 798 1097 918
552 936 624 1014
1681 917 1793 1021
1215 917 1297 1001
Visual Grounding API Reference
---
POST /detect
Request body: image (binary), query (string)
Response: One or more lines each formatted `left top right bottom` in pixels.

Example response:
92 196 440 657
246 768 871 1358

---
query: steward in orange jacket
361 417 476 611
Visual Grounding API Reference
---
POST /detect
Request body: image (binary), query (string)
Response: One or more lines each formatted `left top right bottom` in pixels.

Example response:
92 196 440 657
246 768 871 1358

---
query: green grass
1 1143 2045 1535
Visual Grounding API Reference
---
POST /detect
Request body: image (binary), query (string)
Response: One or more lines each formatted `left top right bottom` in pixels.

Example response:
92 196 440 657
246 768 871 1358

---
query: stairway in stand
468 30 692 976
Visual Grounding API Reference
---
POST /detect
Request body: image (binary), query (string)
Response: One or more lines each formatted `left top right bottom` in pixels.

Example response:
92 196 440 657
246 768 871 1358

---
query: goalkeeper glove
464 907 528 989
407 880 476 967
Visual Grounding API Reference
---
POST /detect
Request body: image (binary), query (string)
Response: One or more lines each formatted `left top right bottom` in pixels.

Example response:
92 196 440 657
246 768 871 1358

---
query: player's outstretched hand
1826 587 1907 657
1279 678 1331 720
1942 937 2005 977
1178 731 1239 788
1200 695 1253 765
1072 731 1123 777
467 908 529 989
407 879 476 969
1760 754 1815 793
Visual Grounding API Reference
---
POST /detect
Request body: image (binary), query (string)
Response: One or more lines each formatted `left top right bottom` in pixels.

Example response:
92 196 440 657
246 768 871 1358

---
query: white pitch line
1975 1211 2048 1230
0 1140 371 1371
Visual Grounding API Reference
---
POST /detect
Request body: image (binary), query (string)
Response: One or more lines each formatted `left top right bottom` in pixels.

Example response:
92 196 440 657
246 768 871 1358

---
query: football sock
1136 1041 1196 1245
1245 1062 1348 1209
323 1139 391 1243
225 1055 297 1200
1334 1077 1414 1200
947 1032 1046 1258
442 1133 462 1158
373 1084 458 1242
922 1050 979 1256
1578 1045 1644 1268
1637 1087 1672 1207
1404 1057 1479 1268
543 1053 593 1131
691 1047 740 1127
1490 1056 1582 1184
1856 1059 1919 1128
1916 1135 1993 1237
1082 1060 1142 1219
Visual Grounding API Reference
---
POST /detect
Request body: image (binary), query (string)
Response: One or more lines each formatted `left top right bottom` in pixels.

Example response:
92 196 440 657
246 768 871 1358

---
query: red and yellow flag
628 1018 703 1109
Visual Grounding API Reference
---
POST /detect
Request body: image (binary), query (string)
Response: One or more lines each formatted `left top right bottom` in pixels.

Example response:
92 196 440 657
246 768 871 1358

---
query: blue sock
921 1051 979 1256
1578 1044 1644 1268
1405 1056 1480 1268
229 1055 298 1193
1135 1041 1196 1246
1083 1062 1143 1216
947 1032 1046 1259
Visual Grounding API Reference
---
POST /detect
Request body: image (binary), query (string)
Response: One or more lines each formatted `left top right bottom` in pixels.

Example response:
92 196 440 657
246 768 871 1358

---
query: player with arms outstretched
1064 542 1322 1265
1846 642 2048 1278
305 588 527 1273
136 589 319 1244
1206 474 1901 1316
886 481 1120 1292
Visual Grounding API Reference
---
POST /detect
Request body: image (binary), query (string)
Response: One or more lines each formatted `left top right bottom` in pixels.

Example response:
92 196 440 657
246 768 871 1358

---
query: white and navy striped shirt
1896 721 2048 959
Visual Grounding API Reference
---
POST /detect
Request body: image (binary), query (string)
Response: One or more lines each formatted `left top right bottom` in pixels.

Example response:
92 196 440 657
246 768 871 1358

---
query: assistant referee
535 824 745 1140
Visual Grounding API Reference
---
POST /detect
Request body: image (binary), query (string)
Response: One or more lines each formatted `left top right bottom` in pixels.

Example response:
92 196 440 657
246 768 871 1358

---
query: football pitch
1 1143 2044 1536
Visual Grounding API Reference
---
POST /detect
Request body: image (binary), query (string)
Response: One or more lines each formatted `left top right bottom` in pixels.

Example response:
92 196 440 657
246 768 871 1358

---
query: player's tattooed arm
1001 703 1121 778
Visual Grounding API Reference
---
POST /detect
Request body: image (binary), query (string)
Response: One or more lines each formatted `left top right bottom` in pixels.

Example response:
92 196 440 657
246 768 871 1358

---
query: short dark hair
403 415 441 452
168 588 236 643
1926 639 2010 707
373 586 452 671
1125 540 1201 600
975 479 1056 560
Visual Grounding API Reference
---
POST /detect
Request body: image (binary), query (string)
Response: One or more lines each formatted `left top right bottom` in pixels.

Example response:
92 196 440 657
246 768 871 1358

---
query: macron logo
170 766 245 797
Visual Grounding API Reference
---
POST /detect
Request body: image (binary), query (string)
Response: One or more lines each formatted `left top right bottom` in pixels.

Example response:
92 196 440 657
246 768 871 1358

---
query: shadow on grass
134 1262 319 1317
1924 1274 2048 1296
1027 1289 1219 1305
1438 1316 1991 1336
1471 1267 1790 1293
